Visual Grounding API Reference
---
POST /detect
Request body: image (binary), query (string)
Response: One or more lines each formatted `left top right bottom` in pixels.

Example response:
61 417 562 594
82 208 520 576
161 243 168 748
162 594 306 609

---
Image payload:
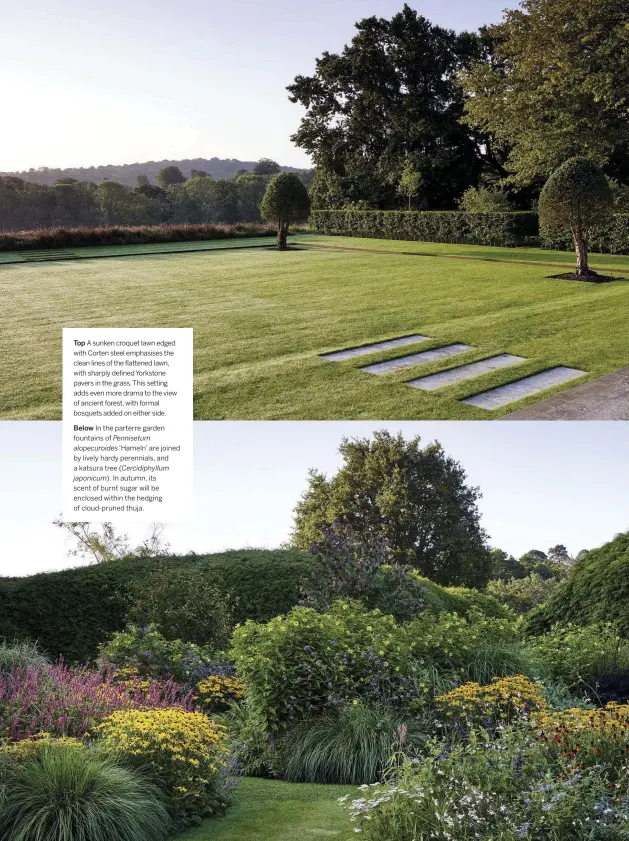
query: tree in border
291 430 491 588
260 172 310 250
538 157 613 279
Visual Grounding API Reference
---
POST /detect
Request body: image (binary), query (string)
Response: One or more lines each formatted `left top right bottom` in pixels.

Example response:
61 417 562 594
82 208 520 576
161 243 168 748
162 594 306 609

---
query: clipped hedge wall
0 549 311 663
524 532 629 637
310 209 629 254
310 209 539 247
540 215 629 255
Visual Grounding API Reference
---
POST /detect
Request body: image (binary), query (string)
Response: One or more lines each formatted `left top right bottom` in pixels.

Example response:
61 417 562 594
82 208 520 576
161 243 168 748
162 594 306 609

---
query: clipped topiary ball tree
260 172 310 250
539 157 613 278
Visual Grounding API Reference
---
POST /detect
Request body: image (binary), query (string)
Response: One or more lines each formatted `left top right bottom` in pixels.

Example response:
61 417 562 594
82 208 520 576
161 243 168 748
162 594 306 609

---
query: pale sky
1 421 627 578
1 0 515 172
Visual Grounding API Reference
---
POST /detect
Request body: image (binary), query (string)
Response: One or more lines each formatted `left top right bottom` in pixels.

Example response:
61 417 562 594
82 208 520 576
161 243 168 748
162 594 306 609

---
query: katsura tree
260 172 310 249
538 157 613 277
291 430 491 588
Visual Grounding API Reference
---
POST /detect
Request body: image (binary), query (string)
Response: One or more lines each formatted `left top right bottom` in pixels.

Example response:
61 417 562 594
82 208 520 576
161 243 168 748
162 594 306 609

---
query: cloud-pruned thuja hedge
0 548 510 664
524 531 629 636
310 209 539 247
0 549 312 663
310 209 629 254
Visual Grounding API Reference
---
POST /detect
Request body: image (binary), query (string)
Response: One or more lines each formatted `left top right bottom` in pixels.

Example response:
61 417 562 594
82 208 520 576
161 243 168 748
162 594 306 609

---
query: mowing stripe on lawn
301 242 629 276
407 354 527 390
360 343 475 374
0 237 282 265
320 334 431 362
464 366 587 410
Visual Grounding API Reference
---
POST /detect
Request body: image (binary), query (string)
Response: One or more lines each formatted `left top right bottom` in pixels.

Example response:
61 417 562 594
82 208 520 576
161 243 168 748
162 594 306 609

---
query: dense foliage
260 172 310 249
525 532 629 636
292 431 491 588
310 208 538 247
539 158 613 276
288 5 498 210
0 549 310 662
462 0 629 185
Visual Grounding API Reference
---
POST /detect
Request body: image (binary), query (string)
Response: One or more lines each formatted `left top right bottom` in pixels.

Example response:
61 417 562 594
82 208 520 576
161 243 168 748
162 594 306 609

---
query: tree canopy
462 0 629 186
291 430 490 588
538 157 613 276
155 165 186 188
288 4 498 210
260 172 310 249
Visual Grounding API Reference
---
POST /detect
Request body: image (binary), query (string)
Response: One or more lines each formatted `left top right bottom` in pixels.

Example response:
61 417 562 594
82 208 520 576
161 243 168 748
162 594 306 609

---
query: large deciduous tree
462 0 629 186
291 431 490 588
287 4 498 210
538 157 613 277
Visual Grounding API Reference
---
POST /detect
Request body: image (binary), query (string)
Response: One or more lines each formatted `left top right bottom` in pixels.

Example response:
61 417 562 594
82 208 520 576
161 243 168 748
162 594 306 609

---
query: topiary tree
260 172 310 249
538 157 613 277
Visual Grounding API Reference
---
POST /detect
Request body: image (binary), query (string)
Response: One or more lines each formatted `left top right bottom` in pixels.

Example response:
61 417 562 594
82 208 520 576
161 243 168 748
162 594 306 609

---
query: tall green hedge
0 549 311 663
0 549 512 664
310 209 539 247
524 532 629 637
310 209 629 254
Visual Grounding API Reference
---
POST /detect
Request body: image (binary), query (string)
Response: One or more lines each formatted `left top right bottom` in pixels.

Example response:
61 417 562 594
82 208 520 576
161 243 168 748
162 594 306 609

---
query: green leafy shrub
0 639 50 673
231 602 420 732
487 573 558 615
282 702 430 785
442 586 513 620
98 624 215 685
0 739 170 841
96 708 229 827
458 186 514 213
525 532 629 636
529 623 629 688
129 563 237 648
310 209 539 247
0 549 310 663
232 602 524 733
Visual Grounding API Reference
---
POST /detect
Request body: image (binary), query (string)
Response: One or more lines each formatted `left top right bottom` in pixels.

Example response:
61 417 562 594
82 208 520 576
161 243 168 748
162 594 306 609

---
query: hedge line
310 209 629 254
524 532 629 637
0 549 311 662
310 209 539 247
0 222 276 252
0 548 509 663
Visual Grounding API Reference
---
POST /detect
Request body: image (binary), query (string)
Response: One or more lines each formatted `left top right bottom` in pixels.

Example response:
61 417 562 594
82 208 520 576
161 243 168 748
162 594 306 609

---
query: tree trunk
574 233 589 277
277 222 288 250
408 196 411 211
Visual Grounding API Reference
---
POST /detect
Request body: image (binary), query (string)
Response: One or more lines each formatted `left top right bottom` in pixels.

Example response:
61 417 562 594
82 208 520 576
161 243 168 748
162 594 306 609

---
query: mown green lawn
178 778 355 841
1 233 627 419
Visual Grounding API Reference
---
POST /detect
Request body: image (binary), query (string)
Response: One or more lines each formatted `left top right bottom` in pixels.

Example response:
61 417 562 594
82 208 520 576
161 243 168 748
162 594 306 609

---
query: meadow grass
1 233 627 419
178 778 355 841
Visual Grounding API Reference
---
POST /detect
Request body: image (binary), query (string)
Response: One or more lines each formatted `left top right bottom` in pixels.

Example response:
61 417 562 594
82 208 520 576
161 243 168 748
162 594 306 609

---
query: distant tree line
0 161 314 232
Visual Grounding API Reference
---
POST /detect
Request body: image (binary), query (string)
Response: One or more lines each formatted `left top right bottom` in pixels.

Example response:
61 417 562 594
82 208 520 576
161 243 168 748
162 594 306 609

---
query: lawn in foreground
0 234 627 419
178 778 355 841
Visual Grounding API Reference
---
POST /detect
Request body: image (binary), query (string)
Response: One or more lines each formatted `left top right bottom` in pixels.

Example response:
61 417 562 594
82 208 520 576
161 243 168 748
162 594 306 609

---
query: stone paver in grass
407 354 526 390
360 343 475 375
464 366 587 410
319 334 431 362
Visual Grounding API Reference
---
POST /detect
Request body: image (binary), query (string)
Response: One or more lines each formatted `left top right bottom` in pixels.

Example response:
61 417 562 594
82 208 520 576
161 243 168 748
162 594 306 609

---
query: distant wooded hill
0 158 306 187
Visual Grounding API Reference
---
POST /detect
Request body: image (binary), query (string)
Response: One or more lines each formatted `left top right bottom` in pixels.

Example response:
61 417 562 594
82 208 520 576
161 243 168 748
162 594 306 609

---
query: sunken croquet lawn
1 233 627 419
178 778 355 841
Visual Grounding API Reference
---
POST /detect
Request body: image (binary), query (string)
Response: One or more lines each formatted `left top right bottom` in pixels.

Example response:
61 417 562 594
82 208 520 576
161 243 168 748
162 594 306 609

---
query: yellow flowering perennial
95 708 229 817
195 676 245 711
436 675 548 728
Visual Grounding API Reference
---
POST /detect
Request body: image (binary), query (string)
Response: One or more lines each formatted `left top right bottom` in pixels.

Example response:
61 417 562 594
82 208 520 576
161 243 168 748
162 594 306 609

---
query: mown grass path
178 778 355 841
